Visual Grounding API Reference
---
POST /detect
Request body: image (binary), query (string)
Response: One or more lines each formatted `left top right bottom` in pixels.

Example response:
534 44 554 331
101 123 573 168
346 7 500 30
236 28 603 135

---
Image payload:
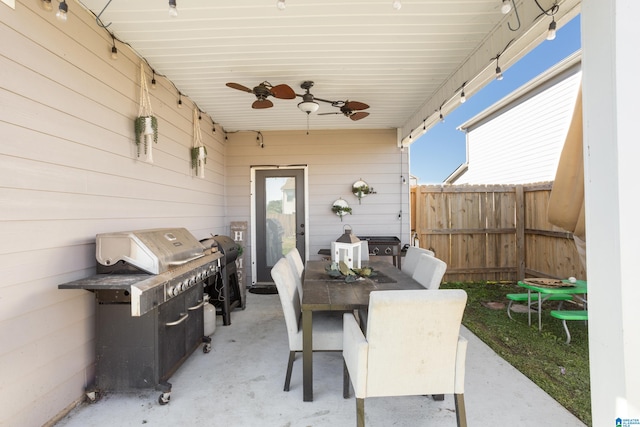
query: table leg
302 309 313 401
537 292 542 331
527 290 532 327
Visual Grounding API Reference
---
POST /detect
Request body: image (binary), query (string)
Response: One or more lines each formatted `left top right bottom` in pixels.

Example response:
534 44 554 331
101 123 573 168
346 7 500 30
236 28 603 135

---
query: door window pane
265 177 296 267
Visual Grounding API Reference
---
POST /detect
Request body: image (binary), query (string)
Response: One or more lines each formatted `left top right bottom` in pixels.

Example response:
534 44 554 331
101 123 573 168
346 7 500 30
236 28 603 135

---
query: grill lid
96 228 206 274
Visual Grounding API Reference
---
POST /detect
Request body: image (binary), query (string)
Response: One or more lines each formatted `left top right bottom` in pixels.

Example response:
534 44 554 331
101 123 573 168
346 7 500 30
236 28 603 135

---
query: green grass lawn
441 281 591 426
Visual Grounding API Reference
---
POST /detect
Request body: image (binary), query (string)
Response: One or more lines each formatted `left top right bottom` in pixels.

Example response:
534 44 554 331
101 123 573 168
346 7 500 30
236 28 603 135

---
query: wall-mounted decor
331 198 352 221
352 179 373 204
134 62 157 163
190 107 207 178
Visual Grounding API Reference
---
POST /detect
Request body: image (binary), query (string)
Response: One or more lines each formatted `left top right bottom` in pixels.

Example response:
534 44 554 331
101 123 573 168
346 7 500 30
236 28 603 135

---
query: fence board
411 182 586 283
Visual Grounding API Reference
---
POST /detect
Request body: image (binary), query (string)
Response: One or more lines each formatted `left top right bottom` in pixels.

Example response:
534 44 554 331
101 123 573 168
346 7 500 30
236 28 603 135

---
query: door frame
250 165 309 285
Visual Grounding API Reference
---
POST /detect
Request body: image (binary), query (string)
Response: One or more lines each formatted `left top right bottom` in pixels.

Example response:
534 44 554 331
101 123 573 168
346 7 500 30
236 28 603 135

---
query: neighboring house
448 51 582 185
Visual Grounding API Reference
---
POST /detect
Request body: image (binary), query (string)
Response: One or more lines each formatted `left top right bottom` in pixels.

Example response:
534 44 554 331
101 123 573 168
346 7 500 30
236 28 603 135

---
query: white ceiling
75 0 580 140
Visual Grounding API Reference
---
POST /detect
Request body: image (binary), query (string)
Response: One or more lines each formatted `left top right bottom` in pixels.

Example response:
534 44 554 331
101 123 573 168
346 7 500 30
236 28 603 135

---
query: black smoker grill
58 228 222 405
358 236 403 269
200 235 243 326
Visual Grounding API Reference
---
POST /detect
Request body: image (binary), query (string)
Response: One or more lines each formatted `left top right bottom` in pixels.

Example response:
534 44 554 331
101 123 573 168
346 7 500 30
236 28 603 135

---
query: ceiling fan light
298 101 319 114
56 0 68 22
168 0 178 17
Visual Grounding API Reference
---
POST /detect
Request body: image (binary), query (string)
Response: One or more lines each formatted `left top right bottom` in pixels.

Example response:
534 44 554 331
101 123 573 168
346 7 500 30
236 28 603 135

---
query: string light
547 18 557 40
460 84 466 103
495 65 503 80
392 0 402 10
439 108 445 123
151 71 157 89
40 0 52 11
178 92 183 108
110 34 118 60
276 0 286 10
168 0 178 17
56 0 68 22
501 0 512 14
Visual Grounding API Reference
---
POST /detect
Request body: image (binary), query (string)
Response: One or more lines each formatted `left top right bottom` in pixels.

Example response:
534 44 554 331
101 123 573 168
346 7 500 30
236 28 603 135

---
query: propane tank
203 294 216 336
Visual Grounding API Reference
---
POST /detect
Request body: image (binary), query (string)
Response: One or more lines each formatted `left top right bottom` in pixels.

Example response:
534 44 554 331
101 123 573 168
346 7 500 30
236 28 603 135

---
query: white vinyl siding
0 3 411 426
226 129 410 271
458 69 581 185
0 3 226 425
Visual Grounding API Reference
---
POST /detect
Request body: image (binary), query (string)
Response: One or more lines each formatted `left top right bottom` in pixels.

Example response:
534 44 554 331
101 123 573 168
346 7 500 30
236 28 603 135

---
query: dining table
517 278 588 331
301 259 425 402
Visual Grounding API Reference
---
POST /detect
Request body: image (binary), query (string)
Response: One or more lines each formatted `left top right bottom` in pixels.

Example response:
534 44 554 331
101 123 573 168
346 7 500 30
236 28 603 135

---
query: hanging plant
332 198 352 221
191 107 207 178
134 62 158 162
352 179 372 204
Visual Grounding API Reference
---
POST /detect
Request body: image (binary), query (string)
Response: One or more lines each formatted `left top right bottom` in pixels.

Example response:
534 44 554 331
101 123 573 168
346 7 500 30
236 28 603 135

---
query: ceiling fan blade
350 111 369 121
317 112 340 116
226 82 253 93
252 99 274 109
345 101 369 111
269 84 296 99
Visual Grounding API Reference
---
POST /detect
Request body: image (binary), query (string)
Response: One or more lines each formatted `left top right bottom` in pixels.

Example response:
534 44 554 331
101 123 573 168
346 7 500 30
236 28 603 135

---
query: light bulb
495 65 503 81
41 0 53 12
501 0 512 14
547 19 557 41
178 95 183 108
392 0 402 10
439 112 444 123
56 1 68 22
276 0 286 10
168 0 178 17
111 45 118 60
460 90 466 103
151 78 157 89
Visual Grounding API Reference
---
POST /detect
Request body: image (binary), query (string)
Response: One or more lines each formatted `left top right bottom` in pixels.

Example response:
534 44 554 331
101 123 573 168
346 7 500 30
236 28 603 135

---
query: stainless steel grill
58 228 222 404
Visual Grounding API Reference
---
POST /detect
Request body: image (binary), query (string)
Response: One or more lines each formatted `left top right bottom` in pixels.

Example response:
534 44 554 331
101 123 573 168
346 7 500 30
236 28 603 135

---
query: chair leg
432 394 444 401
356 397 365 427
343 360 350 398
561 319 572 344
454 393 467 427
284 351 296 391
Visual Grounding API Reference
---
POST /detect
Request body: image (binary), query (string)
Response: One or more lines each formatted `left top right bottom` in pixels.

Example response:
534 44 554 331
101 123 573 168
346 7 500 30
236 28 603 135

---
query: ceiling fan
226 81 296 109
296 81 370 121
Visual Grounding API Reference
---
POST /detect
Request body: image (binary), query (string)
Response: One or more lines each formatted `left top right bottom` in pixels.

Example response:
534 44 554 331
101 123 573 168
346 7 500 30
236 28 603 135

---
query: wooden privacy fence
411 182 586 283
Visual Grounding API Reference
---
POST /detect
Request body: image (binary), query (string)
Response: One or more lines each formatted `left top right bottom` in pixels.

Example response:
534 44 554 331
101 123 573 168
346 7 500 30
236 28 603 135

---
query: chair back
401 246 435 275
364 289 467 397
285 248 304 304
271 257 302 339
411 253 447 290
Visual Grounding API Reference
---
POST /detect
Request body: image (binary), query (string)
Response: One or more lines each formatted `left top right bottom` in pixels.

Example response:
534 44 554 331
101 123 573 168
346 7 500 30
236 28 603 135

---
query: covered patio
52 292 585 427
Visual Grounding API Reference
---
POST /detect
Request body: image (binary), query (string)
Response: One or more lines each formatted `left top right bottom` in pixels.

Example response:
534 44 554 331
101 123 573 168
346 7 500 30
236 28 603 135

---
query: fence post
515 185 525 281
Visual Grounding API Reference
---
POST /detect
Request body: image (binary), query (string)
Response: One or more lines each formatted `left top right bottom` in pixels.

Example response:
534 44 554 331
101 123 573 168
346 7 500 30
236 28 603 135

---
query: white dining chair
401 246 435 276
343 289 468 427
285 248 304 304
270 257 343 392
412 253 447 290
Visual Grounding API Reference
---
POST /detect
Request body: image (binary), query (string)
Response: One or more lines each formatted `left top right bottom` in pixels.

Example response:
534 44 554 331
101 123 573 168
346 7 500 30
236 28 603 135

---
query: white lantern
331 226 362 269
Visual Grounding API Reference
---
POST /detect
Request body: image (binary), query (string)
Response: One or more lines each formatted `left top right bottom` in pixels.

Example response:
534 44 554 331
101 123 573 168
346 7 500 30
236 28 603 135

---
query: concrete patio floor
53 291 586 427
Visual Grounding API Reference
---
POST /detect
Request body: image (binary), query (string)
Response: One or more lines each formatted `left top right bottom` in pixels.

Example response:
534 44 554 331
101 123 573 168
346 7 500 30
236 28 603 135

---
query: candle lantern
331 225 362 269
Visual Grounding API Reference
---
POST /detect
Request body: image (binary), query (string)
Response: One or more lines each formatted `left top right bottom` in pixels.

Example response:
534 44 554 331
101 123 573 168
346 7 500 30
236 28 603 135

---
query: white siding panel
460 72 581 184
0 3 227 425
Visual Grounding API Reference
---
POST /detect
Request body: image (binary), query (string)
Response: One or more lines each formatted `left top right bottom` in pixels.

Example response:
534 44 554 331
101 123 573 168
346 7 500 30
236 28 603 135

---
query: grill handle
188 299 206 311
168 253 205 267
166 312 189 326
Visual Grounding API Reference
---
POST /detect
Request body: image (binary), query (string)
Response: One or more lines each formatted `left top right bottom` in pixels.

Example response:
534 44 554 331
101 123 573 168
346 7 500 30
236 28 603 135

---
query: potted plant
190 107 207 178
134 62 158 162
